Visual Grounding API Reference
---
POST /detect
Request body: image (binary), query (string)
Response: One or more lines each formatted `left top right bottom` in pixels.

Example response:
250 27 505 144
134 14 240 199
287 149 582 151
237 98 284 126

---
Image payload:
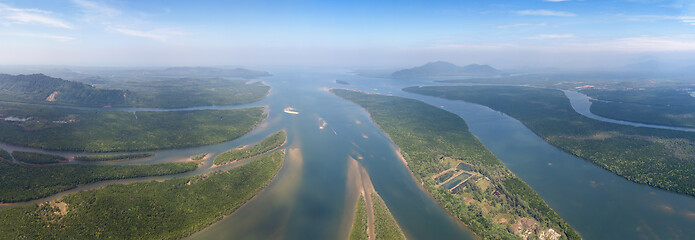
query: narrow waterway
188 72 477 239
4 70 695 239
563 90 695 132
1 72 478 240
338 74 695 240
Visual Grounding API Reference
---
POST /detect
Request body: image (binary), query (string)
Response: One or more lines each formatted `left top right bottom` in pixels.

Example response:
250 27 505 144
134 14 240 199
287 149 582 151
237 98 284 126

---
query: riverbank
407 85 695 198
213 130 286 167
347 157 405 240
332 89 579 239
0 103 266 152
0 150 286 239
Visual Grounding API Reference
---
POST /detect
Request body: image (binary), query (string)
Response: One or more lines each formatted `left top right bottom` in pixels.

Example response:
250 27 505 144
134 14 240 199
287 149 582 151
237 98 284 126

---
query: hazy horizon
1 0 695 70
3 2 695 239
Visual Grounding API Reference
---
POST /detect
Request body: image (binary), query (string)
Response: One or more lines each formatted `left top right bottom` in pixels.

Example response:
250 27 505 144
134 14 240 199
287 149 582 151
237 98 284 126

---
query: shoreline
0 161 205 207
441 89 695 199
2 149 287 240
0 107 270 170
179 149 287 240
0 114 275 208
332 89 483 239
381 128 481 239
211 133 287 168
0 106 269 154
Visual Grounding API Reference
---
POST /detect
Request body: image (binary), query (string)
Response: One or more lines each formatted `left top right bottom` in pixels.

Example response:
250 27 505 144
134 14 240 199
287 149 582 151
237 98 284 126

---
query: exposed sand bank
283 107 299 115
212 137 287 168
347 156 376 240
318 117 327 130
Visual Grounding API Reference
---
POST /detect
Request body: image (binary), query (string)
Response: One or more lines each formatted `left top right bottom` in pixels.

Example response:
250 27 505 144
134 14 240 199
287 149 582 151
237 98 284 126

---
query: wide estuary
5 70 695 239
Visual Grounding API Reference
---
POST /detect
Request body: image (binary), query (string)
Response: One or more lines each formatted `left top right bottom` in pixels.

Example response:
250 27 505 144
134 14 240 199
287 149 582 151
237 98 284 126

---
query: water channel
3 70 694 239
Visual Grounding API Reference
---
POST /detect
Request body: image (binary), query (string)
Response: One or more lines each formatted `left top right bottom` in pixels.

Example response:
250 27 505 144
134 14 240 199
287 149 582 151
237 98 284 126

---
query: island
0 103 266 152
214 130 286 166
75 153 154 162
336 79 350 85
405 85 695 197
348 157 406 240
0 150 197 203
580 87 695 128
0 135 285 239
332 89 579 240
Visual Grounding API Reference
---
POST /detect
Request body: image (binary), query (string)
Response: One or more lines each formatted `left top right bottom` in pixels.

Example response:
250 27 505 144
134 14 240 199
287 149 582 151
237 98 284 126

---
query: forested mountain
0 74 128 106
91 67 272 79
0 66 272 80
391 61 502 79
153 67 271 79
0 73 270 108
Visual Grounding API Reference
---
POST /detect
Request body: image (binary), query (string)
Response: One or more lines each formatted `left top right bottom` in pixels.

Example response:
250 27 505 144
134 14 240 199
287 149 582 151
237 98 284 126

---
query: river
188 71 477 239
563 90 695 132
3 70 695 239
338 74 695 240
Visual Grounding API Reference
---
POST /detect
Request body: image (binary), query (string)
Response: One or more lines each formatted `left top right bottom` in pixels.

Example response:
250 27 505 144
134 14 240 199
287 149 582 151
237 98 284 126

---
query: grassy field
0 103 265 152
214 130 286 165
349 194 369 240
581 88 695 128
333 89 579 240
75 153 154 162
0 160 197 202
11 151 66 164
0 150 284 239
406 85 695 197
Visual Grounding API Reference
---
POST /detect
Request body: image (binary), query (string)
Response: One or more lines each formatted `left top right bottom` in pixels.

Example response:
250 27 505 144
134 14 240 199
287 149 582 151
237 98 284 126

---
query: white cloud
1 32 74 41
71 0 120 20
660 3 684 8
582 36 695 52
622 15 695 26
497 22 548 29
423 43 518 51
112 27 183 42
70 1 185 42
677 16 695 25
425 35 695 53
516 9 577 17
661 15 695 26
0 4 72 28
528 34 575 39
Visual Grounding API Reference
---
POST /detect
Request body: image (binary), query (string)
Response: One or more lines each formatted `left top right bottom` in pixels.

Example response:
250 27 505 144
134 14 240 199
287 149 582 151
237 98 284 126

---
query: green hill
0 74 127 107
391 61 502 79
0 73 270 108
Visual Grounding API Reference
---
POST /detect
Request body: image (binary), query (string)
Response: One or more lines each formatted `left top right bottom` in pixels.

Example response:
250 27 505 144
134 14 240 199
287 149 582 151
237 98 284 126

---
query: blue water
4 69 695 239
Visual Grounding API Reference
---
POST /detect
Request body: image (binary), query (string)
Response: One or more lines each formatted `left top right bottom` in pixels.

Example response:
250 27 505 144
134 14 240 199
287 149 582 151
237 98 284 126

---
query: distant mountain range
0 73 271 108
623 60 660 71
391 61 502 79
144 67 272 79
0 66 272 80
617 60 695 80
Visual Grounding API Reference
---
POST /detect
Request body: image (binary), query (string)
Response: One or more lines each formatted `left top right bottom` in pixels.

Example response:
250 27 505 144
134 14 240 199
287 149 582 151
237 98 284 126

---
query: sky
0 0 694 70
